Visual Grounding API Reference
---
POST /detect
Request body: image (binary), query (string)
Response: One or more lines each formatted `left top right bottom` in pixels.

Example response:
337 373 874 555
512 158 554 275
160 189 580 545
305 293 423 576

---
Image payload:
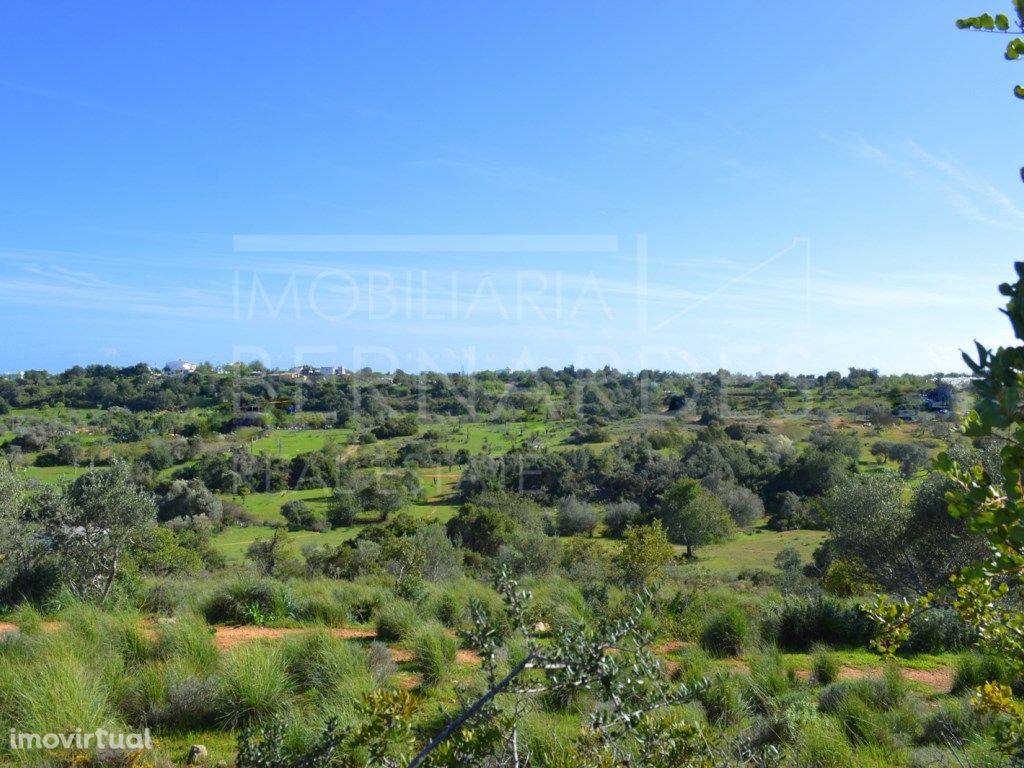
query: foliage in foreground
867 262 1024 760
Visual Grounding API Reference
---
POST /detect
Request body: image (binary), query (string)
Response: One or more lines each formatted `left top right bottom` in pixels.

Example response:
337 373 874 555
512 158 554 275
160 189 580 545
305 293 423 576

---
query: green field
16 463 90 484
214 466 461 561
691 526 826 573
249 427 354 458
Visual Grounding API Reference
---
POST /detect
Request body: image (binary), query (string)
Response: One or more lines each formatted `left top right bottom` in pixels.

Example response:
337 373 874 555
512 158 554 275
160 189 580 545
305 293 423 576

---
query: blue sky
1 2 1022 374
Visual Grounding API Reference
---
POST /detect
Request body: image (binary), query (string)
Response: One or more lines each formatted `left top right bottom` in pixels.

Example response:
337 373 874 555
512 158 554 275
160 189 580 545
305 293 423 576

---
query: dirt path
212 625 375 650
774 662 953 694
1 619 481 673
0 621 947 691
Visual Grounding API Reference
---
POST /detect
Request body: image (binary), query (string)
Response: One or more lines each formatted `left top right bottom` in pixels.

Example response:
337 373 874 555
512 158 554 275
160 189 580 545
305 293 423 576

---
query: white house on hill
164 359 198 375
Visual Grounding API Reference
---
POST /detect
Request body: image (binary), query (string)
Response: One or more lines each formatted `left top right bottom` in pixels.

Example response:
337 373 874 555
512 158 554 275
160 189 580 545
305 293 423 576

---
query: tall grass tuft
215 643 291 727
951 651 1012 694
810 644 840 686
410 624 458 688
699 605 748 657
793 716 855 768
374 601 418 643
280 629 375 699
203 578 296 625
151 613 220 677
0 636 115 736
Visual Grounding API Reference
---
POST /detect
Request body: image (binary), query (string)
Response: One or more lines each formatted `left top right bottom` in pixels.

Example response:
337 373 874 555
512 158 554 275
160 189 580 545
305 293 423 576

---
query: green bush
951 651 1013 694
289 582 350 626
699 605 748 657
215 644 291 727
281 499 329 532
768 596 873 651
280 630 375 700
123 660 219 732
900 608 973 654
428 590 466 628
744 650 792 715
203 578 296 625
374 601 419 643
140 581 183 615
810 644 840 686
697 672 746 726
0 635 114 736
334 581 390 623
857 665 907 712
919 697 986 745
410 624 458 688
833 693 891 748
793 716 855 768
151 614 220 676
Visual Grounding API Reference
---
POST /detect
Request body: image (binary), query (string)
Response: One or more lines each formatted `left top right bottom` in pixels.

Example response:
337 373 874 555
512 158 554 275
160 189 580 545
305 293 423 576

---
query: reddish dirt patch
831 665 952 692
390 649 414 663
456 649 481 665
793 665 951 693
398 673 420 689
330 627 377 640
212 625 375 650
0 620 63 636
653 640 694 654
886 666 953 694
214 626 307 649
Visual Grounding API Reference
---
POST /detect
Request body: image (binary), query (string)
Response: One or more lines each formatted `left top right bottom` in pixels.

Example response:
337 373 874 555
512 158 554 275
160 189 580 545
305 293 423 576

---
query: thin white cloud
827 132 1024 230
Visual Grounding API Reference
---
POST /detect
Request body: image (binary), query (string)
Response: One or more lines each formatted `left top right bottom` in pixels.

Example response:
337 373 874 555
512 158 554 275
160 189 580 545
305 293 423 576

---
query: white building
164 359 198 375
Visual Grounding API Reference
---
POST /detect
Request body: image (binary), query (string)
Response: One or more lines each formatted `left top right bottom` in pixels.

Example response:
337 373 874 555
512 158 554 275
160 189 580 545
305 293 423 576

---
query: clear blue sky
1 2 1021 374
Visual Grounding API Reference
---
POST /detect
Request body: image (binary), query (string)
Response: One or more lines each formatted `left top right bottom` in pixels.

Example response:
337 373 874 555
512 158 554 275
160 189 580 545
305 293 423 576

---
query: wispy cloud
0 262 231 320
828 132 1024 230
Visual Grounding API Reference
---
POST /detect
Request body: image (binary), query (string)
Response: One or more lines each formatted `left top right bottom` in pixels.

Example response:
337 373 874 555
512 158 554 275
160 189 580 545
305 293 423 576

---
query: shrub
919 697 986 745
603 501 642 538
744 650 792 714
429 590 466 628
140 581 183 616
793 716 855 768
769 596 873 651
149 675 219 731
414 522 463 582
151 614 220 677
810 644 840 686
614 522 674 587
0 638 114 735
280 630 375 700
203 579 296 625
340 582 389 624
833 693 891 748
410 624 458 687
697 672 746 726
817 682 850 715
717 484 764 528
834 666 908 714
951 652 1013 694
297 596 349 627
368 641 398 686
216 644 291 727
281 499 329 532
555 496 598 537
900 607 973 654
699 605 748 657
374 601 419 643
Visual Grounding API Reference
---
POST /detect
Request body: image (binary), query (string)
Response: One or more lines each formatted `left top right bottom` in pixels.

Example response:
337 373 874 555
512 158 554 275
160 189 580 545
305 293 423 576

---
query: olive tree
658 478 734 558
31 460 156 602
